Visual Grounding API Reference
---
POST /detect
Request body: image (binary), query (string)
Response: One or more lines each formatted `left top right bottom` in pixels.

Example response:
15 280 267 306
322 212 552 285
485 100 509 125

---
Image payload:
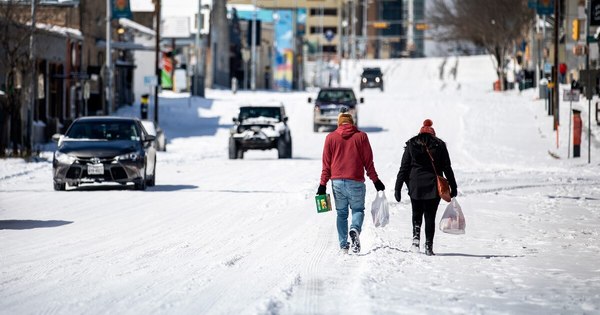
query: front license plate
87 164 104 175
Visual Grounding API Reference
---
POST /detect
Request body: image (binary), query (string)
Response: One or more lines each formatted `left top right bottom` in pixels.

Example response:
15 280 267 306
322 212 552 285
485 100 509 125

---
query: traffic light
572 19 580 41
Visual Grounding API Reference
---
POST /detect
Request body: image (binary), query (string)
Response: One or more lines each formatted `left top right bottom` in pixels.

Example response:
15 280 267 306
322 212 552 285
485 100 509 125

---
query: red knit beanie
419 119 436 136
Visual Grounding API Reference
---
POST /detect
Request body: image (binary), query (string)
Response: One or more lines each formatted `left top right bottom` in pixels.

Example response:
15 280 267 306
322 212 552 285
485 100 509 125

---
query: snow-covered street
1 56 600 314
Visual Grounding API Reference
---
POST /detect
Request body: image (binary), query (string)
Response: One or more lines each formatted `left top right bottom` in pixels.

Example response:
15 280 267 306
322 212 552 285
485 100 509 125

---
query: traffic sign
563 89 580 102
144 75 158 87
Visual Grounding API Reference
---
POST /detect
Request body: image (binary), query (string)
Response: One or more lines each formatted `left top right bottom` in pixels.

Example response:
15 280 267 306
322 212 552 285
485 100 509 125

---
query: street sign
528 0 554 15
591 0 600 25
563 89 580 102
144 75 158 87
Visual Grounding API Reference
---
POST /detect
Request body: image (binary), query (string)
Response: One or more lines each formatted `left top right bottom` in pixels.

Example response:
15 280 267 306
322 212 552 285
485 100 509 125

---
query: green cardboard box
315 194 332 213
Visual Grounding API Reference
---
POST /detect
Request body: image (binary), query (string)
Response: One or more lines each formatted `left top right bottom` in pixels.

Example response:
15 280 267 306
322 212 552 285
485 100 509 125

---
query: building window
309 8 337 16
309 26 337 34
323 45 337 53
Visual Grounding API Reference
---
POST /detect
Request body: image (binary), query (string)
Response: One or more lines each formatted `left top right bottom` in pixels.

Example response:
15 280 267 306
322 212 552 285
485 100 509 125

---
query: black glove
450 187 458 198
374 180 385 191
395 191 401 202
317 184 326 195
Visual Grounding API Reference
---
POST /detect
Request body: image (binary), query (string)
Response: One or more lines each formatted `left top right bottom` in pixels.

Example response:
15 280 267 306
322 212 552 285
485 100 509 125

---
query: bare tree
429 0 533 89
0 0 34 156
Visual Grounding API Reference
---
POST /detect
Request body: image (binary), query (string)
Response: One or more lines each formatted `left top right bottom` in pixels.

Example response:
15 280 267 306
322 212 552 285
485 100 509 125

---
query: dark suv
309 87 363 132
360 67 384 91
229 104 292 159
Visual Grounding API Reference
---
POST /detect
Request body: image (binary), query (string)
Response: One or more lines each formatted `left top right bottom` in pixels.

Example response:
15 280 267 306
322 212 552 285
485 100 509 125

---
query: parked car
141 120 167 151
309 87 363 132
360 67 384 91
52 117 157 191
229 104 292 159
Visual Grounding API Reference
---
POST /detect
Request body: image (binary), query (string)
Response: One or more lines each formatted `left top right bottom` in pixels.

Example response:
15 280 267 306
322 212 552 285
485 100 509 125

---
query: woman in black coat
394 119 457 256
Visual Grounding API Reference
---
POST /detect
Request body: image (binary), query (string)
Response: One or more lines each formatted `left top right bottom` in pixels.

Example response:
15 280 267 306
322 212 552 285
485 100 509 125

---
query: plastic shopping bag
439 197 465 234
371 191 390 227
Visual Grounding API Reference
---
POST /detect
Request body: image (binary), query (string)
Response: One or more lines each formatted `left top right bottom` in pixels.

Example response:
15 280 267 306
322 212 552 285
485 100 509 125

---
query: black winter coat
395 133 457 201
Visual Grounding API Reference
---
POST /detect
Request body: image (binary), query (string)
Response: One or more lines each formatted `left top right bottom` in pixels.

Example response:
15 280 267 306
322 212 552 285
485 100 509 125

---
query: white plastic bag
439 197 466 234
371 191 390 227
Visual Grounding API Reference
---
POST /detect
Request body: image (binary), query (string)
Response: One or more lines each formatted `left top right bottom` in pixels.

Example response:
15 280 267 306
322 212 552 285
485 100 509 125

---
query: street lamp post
106 0 113 115
250 0 257 91
28 0 37 155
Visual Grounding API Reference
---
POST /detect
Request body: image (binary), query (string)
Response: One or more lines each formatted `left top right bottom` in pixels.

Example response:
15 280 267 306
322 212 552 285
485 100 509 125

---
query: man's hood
335 124 358 139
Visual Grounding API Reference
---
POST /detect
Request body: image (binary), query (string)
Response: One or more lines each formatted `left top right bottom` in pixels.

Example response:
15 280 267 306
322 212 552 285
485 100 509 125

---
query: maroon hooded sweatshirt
320 124 380 186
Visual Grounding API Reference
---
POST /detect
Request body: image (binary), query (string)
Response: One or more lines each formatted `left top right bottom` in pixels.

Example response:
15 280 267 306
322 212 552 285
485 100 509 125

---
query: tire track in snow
301 225 331 314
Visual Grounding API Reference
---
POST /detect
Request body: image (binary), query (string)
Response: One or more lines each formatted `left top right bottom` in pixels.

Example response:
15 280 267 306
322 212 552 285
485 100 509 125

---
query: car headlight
117 152 141 161
54 151 76 164
375 77 381 83
362 78 367 83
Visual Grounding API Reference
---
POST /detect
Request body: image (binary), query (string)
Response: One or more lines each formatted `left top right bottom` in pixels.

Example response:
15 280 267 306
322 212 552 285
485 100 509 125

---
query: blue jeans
331 179 366 248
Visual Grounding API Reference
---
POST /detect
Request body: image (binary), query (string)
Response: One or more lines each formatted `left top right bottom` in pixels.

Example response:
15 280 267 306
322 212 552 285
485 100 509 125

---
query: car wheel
135 166 147 191
53 182 66 191
278 136 291 159
147 165 156 187
313 124 319 132
229 138 238 159
286 137 293 158
236 148 244 159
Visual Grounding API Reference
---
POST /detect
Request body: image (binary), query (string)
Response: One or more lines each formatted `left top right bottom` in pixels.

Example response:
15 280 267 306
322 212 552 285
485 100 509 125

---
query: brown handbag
425 146 452 202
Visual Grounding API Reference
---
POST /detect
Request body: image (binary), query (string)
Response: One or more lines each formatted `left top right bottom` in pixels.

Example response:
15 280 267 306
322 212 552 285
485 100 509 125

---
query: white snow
1 55 600 314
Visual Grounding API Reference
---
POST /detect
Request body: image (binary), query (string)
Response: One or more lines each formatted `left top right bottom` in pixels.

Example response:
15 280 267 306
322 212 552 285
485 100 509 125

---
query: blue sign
111 0 132 20
528 0 554 15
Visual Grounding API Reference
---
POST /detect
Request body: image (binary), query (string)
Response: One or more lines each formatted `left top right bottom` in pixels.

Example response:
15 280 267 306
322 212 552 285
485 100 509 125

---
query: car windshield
317 90 356 103
239 107 281 121
362 69 382 76
66 121 140 141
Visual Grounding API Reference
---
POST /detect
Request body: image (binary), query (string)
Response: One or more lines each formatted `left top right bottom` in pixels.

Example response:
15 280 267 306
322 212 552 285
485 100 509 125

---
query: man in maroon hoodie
317 112 385 253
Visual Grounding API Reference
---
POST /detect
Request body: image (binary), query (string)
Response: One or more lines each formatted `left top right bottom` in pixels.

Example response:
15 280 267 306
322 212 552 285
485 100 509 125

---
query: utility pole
362 0 367 58
154 0 161 123
586 0 592 163
194 0 204 97
27 0 36 155
250 0 257 91
351 0 356 60
408 0 414 54
552 0 559 130
106 0 113 115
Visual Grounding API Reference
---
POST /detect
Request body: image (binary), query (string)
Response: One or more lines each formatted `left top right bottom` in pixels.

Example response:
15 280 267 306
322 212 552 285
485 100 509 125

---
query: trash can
539 79 548 99
140 94 149 120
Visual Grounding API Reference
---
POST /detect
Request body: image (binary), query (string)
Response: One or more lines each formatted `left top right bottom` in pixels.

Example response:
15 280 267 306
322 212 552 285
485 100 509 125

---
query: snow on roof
35 22 83 40
118 18 156 37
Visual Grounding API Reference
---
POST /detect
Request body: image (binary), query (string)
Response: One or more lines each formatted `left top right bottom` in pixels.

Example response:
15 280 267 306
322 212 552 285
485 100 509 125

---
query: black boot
425 240 435 256
411 225 421 252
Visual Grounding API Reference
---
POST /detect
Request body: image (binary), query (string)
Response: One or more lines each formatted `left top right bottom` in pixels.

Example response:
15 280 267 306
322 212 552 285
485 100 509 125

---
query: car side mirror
307 97 312 103
360 97 365 104
52 133 63 143
283 116 288 123
232 117 238 123
145 134 156 142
